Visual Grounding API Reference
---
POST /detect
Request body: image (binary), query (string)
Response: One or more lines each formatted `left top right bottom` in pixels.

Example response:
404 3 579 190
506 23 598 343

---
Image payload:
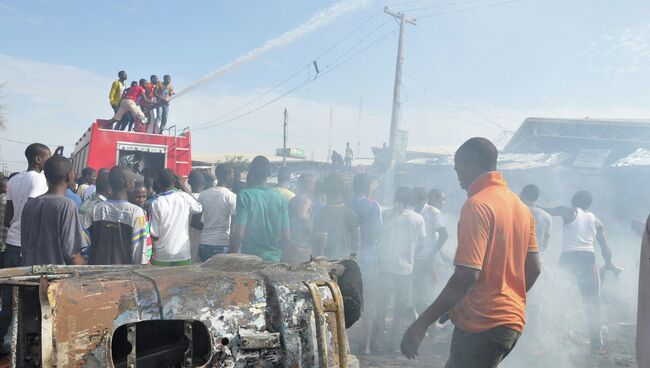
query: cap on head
572 190 593 210
44 155 72 186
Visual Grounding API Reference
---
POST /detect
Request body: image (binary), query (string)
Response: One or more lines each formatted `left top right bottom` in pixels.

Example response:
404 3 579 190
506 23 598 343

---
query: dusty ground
350 304 638 368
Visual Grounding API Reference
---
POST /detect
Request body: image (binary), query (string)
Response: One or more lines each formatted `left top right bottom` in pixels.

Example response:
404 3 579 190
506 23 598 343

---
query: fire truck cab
71 120 192 177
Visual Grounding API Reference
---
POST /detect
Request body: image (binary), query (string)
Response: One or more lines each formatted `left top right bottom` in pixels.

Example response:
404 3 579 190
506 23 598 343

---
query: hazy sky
1 0 650 171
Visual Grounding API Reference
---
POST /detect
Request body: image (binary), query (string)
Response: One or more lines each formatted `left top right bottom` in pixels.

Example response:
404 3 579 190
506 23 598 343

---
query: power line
192 64 312 129
194 29 398 132
404 72 512 131
0 136 73 147
401 0 496 13
192 11 387 130
416 0 523 18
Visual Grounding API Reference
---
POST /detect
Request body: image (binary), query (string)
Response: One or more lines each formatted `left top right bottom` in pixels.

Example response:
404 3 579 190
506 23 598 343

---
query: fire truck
70 119 192 177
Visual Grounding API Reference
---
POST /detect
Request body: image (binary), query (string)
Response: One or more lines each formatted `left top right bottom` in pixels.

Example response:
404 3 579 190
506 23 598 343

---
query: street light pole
384 7 415 202
283 108 288 167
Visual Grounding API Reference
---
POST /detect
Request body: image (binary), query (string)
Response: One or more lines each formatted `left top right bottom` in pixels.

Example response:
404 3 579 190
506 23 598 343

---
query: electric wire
416 0 523 18
193 28 398 131
192 10 387 130
404 72 512 131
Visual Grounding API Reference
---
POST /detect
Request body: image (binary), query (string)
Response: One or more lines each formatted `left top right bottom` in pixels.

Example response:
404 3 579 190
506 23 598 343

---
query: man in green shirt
230 156 290 262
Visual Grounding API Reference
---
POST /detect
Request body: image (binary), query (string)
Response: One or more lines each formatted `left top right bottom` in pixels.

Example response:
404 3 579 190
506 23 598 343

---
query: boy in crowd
87 166 151 265
544 191 621 352
79 170 110 255
20 155 85 266
346 173 382 354
313 173 360 260
128 182 149 209
197 164 236 261
377 187 426 349
149 169 202 266
77 167 97 200
230 156 289 262
411 187 449 314
1 143 51 351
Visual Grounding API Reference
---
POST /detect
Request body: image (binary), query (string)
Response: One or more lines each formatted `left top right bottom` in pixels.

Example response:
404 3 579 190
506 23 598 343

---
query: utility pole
357 98 363 159
328 105 333 163
283 108 288 166
384 7 415 202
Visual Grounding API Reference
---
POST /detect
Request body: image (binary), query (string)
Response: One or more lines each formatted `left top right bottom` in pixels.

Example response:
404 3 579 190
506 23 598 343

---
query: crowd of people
107 70 175 134
0 136 641 366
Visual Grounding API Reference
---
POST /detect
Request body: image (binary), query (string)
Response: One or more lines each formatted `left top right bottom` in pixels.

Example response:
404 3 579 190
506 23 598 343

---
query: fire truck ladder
165 125 191 176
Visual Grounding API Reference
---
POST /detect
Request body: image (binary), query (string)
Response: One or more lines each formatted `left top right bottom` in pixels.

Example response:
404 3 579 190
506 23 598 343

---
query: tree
218 155 249 172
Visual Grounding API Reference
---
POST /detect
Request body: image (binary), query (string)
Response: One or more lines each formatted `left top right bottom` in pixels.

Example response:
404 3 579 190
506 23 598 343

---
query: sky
1 0 650 172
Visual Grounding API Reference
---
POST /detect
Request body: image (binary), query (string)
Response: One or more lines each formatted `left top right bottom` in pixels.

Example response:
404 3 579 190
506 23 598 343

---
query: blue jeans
199 244 229 262
157 104 169 133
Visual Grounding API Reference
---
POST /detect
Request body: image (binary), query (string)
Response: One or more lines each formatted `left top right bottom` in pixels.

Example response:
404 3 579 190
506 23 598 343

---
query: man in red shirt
401 137 541 368
108 79 151 127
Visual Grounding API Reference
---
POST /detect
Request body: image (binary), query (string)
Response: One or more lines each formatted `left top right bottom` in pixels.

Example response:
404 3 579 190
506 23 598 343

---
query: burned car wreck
0 254 362 368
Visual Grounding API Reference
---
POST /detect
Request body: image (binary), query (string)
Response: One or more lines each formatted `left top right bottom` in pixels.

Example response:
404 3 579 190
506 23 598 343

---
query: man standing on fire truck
108 79 152 127
109 70 127 113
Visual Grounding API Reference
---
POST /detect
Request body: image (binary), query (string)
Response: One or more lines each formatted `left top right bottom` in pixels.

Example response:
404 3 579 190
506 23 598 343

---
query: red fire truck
71 119 192 178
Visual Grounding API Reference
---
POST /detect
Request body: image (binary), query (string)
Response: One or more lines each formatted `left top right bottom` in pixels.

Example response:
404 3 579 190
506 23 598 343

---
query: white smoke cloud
173 0 373 99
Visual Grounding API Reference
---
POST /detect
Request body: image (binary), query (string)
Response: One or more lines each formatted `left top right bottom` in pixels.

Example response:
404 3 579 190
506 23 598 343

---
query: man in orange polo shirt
401 137 541 367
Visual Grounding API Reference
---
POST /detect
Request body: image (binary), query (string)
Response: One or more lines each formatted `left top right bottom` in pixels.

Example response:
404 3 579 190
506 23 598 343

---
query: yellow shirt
109 80 125 106
274 187 295 202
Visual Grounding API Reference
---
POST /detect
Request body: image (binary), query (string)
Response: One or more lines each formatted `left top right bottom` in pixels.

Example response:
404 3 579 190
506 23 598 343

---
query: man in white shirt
377 187 426 349
544 191 621 352
1 143 51 351
149 169 202 266
520 184 552 251
411 187 449 314
197 164 236 262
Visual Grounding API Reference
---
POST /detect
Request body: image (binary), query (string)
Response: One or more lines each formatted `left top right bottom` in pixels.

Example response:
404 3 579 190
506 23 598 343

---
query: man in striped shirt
87 166 151 265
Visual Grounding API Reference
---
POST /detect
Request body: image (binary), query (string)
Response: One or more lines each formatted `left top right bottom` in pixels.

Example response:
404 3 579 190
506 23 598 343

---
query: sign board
276 148 306 159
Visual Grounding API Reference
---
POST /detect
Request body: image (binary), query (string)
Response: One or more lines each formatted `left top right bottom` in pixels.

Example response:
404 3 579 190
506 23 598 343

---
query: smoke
173 0 372 99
